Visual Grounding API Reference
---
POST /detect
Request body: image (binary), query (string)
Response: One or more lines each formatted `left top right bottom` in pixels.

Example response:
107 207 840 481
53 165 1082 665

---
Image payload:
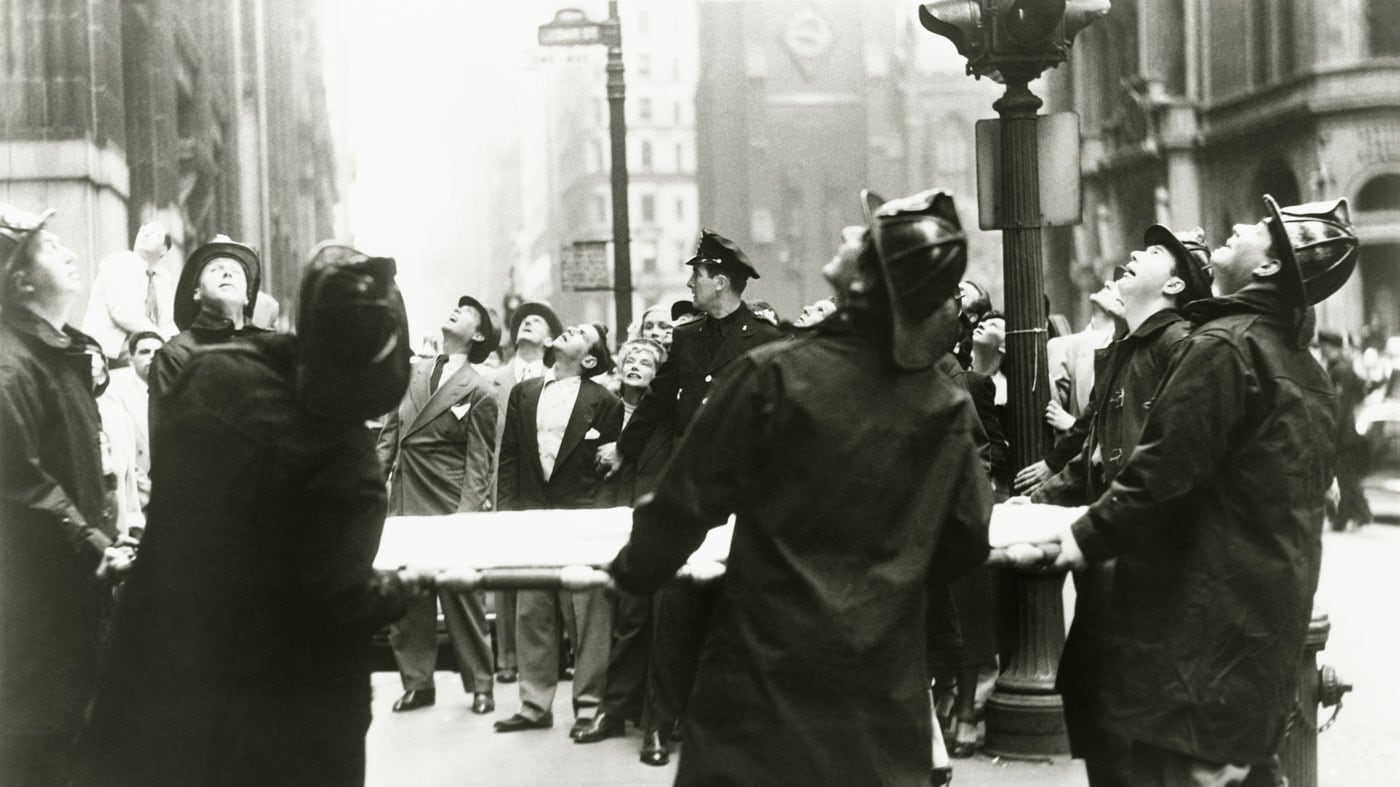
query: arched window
1369 0 1400 56
1357 174 1400 212
1254 160 1301 207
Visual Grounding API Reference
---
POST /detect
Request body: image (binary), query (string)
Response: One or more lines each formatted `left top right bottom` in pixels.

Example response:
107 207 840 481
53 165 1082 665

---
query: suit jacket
497 375 622 512
619 302 782 463
377 357 499 516
487 360 532 507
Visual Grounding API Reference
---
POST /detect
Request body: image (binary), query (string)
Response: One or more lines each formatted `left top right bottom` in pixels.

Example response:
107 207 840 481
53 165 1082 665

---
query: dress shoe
471 693 495 714
640 730 670 766
495 668 518 684
391 689 436 712
931 765 953 786
573 713 625 744
493 712 553 732
568 716 594 739
949 719 979 758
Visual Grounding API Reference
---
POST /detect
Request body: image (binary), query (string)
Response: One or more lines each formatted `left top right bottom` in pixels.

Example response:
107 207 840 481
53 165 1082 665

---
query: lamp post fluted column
604 0 632 332
982 73 1069 758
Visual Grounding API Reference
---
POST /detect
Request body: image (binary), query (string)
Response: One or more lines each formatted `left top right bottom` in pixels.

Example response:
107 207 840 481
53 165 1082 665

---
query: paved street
366 527 1400 785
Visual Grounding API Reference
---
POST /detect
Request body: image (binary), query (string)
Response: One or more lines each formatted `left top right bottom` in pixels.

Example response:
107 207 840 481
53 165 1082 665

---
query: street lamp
919 0 1110 758
539 3 634 333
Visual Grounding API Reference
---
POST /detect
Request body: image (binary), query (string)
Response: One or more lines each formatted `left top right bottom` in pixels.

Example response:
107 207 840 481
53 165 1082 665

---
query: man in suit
378 294 502 714
494 322 623 736
487 301 563 684
588 230 783 765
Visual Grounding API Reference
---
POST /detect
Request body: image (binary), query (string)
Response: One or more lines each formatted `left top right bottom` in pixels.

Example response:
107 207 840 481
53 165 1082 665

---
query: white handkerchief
451 403 471 420
584 427 601 439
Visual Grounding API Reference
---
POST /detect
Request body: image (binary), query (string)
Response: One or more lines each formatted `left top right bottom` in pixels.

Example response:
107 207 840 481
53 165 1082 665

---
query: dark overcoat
377 357 497 516
75 335 414 786
611 323 992 786
1070 284 1337 764
0 309 114 737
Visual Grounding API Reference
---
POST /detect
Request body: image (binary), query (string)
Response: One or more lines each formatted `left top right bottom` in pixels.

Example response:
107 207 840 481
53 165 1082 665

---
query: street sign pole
604 1 632 332
539 4 632 334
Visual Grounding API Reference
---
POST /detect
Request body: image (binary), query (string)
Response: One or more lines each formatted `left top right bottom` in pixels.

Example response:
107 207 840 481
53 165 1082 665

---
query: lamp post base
983 690 1069 758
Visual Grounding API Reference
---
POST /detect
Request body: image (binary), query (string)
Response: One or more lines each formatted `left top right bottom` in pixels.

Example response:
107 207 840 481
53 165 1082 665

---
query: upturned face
515 313 554 346
638 310 673 348
134 223 168 258
1209 221 1275 297
442 302 484 346
551 323 602 367
194 257 248 310
19 230 81 301
619 347 658 390
972 315 1005 352
1117 244 1179 309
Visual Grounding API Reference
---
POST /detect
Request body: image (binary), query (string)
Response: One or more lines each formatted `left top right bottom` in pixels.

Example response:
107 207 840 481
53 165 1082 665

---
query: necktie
145 270 160 325
429 355 449 393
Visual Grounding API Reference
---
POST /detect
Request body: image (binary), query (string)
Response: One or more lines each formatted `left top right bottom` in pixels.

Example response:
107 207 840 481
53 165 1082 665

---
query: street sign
538 8 617 47
975 111 1082 230
561 240 612 291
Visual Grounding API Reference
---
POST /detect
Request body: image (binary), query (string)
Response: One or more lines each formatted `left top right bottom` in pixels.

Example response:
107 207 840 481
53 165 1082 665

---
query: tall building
0 0 338 325
513 0 702 333
693 0 1006 319
1046 0 1400 337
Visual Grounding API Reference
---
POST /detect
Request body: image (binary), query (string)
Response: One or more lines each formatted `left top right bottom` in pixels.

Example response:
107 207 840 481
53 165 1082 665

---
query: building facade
0 0 338 326
1046 0 1400 338
693 0 1006 319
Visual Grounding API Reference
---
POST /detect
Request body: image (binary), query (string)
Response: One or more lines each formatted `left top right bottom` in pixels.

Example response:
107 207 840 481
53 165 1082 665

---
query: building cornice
1202 62 1400 146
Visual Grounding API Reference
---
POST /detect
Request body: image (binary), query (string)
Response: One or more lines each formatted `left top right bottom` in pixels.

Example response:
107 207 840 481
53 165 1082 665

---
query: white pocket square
451 403 471 420
584 427 602 440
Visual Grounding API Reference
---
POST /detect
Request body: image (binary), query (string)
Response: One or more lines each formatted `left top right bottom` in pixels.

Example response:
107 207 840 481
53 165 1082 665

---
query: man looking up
83 221 177 363
495 322 622 737
1031 224 1213 786
379 295 502 714
608 189 991 785
488 300 563 684
1017 197 1358 785
148 236 265 433
1 206 132 784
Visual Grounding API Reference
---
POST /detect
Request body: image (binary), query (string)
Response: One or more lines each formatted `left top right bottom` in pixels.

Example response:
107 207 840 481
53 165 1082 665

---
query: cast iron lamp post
918 0 1110 757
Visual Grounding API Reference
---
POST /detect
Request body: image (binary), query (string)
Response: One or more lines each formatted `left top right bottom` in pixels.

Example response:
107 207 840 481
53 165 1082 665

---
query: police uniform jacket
611 320 992 786
0 309 113 736
1069 283 1336 765
76 335 414 785
378 357 497 516
618 301 782 463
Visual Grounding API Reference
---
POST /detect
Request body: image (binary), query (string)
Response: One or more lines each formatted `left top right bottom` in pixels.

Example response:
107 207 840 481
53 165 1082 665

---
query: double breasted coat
377 357 497 516
1069 284 1337 765
0 309 114 738
75 335 415 785
611 321 992 786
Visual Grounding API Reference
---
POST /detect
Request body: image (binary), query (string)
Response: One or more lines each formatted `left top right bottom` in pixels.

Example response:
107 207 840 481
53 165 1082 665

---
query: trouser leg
600 590 652 721
440 589 495 694
388 595 438 691
641 581 716 733
494 590 518 671
515 589 560 720
568 588 613 717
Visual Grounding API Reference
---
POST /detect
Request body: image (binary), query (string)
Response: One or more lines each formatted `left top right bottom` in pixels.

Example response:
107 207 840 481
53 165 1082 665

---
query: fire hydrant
1278 613 1353 787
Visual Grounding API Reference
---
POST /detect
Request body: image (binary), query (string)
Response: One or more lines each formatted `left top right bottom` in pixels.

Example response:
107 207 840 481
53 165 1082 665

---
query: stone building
1046 0 1400 337
0 0 338 325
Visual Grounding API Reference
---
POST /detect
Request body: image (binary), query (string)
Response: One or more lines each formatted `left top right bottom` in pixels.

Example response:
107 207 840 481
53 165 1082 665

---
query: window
675 142 685 171
1370 0 1400 56
674 101 683 125
1357 174 1400 212
643 255 658 274
638 55 651 79
676 197 686 221
641 141 653 171
639 98 653 124
590 141 604 173
641 194 656 223
594 196 608 225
